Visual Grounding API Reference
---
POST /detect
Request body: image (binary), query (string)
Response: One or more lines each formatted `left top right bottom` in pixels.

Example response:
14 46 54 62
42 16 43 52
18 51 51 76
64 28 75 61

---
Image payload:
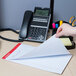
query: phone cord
0 28 24 42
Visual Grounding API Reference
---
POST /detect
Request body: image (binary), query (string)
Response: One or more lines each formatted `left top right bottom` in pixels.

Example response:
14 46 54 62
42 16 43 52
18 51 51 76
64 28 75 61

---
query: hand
55 23 76 38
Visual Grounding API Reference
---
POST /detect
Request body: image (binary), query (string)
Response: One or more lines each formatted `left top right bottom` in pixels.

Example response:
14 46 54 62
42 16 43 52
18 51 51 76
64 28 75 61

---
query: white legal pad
2 35 72 74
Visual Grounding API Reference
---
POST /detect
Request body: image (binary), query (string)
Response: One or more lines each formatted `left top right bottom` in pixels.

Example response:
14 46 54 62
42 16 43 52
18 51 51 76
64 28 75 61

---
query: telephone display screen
35 9 49 16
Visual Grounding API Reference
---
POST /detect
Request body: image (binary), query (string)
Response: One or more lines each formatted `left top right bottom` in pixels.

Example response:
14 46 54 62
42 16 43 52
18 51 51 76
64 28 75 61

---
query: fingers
56 26 62 34
56 26 63 38
56 31 63 38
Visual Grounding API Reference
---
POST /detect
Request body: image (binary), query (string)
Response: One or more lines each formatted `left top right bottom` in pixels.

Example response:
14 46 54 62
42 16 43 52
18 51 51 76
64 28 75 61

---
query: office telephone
0 7 51 42
19 7 51 42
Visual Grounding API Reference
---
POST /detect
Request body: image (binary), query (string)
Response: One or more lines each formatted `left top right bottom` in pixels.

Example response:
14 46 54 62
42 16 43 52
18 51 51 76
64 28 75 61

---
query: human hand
55 23 76 37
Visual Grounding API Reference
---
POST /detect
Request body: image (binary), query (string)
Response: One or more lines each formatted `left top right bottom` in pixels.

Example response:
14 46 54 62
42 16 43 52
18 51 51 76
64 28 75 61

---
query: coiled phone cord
0 28 24 42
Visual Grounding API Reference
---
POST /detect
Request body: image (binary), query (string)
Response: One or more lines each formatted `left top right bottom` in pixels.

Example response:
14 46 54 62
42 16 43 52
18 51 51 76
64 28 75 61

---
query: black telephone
0 7 51 42
19 7 51 42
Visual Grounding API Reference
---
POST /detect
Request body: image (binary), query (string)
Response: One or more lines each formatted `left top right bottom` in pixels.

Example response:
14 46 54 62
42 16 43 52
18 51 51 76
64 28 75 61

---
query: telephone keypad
27 27 47 41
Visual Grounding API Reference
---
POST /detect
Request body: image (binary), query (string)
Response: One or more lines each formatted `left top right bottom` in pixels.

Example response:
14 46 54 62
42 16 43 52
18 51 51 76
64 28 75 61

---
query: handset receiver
19 11 33 39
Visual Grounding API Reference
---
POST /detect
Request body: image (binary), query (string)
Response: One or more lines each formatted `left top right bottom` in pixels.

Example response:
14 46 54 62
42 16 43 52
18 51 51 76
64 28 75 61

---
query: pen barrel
60 20 63 26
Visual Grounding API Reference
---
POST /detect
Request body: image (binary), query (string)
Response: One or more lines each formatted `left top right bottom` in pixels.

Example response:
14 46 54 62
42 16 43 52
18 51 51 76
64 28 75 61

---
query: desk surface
0 31 76 76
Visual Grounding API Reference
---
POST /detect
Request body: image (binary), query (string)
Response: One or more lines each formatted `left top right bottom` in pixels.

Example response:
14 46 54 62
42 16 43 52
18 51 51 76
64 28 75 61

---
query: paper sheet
21 35 70 59
7 35 70 60
7 55 72 74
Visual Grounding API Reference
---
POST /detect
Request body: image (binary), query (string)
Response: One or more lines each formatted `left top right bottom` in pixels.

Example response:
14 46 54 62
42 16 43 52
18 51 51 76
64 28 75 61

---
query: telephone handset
19 11 33 39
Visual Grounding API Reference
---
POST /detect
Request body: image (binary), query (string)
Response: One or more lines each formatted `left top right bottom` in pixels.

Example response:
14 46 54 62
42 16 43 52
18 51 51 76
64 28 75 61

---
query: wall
0 0 50 29
54 0 76 22
0 0 76 30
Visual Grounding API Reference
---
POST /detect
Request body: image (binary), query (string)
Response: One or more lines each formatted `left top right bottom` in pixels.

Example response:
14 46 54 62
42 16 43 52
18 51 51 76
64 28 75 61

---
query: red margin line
2 43 21 59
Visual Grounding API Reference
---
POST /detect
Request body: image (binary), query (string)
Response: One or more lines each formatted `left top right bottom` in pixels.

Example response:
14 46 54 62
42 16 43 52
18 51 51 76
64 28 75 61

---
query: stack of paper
2 35 72 74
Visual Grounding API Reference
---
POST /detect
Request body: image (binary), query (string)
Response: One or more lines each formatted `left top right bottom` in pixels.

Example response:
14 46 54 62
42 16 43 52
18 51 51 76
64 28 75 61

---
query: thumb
56 26 62 34
56 31 63 38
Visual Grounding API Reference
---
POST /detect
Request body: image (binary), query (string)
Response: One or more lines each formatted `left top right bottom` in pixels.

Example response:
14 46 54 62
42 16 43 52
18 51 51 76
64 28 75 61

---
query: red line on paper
2 43 21 59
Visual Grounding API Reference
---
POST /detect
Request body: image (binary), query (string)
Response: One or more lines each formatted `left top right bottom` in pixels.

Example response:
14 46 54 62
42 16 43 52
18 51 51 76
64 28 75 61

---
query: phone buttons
38 35 44 40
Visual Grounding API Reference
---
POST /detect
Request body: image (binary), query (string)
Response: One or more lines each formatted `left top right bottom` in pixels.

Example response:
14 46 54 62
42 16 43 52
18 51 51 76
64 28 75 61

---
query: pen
60 20 63 26
55 24 59 28
52 23 56 29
